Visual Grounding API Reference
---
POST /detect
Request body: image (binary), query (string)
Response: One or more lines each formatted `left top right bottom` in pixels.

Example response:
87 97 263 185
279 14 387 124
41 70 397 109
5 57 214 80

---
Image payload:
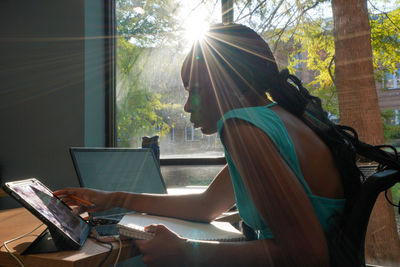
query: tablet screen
6 179 89 246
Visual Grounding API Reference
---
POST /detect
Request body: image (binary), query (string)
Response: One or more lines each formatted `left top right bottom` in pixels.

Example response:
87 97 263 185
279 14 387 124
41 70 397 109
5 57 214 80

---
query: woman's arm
54 165 235 222
135 224 291 266
108 164 235 221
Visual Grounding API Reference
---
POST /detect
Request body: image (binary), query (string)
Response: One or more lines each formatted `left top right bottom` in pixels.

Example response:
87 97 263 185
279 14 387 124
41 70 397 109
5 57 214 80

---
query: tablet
2 178 90 250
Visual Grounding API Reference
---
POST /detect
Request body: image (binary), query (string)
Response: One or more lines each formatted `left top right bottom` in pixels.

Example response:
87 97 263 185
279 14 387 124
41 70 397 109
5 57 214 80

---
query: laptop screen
70 148 167 217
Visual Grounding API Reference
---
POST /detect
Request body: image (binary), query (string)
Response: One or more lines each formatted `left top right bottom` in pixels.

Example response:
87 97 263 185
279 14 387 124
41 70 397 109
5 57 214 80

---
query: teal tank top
217 103 345 239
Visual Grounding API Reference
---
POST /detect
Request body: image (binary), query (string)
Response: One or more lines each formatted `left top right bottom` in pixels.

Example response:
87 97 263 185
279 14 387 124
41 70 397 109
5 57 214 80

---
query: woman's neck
235 93 272 109
217 91 273 116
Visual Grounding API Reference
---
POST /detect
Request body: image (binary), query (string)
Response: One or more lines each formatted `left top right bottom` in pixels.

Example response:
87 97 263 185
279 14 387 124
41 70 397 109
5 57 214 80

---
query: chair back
328 169 400 267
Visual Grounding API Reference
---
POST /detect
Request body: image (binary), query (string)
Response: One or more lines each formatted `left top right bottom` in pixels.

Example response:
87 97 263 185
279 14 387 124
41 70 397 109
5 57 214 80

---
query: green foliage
381 109 400 141
391 183 400 209
382 109 396 124
118 38 142 75
116 0 180 46
117 88 172 147
370 7 400 81
273 17 338 116
383 124 400 141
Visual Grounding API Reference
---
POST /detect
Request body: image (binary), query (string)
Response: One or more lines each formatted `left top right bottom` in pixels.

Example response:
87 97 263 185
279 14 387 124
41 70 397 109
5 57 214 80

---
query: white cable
1 223 44 267
113 236 123 267
3 241 24 267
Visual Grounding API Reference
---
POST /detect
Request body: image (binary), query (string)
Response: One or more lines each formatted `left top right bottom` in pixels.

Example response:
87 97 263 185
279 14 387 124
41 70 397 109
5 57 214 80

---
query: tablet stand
22 227 75 254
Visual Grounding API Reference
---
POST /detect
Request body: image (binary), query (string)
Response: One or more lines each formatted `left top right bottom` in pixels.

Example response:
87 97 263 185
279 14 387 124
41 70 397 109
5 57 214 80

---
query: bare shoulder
221 117 276 156
221 116 292 176
270 105 344 199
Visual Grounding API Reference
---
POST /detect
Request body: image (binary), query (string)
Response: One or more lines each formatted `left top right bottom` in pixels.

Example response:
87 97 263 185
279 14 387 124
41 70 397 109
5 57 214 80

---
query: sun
184 16 210 42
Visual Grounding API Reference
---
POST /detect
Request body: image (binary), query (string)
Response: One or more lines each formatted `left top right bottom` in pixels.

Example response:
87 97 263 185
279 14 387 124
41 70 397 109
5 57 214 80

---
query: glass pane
395 69 400 89
116 0 224 158
387 73 395 89
115 0 399 155
161 165 223 188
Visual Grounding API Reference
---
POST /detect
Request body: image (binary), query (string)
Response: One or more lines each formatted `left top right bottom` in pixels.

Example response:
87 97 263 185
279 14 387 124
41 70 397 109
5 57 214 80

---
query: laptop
69 147 167 235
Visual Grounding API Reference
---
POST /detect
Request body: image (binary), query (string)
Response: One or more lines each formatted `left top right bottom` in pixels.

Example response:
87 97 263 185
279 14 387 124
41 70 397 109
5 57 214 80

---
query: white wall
0 0 106 208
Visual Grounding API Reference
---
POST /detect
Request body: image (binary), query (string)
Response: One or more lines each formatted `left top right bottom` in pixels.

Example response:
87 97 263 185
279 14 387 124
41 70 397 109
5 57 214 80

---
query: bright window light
184 17 210 42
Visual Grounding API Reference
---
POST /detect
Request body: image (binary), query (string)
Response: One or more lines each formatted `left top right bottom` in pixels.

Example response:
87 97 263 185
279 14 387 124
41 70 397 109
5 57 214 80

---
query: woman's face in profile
181 54 221 135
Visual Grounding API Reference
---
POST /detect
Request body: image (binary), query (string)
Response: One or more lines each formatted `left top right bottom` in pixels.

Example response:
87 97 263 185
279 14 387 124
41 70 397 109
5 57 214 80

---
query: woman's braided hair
201 23 400 212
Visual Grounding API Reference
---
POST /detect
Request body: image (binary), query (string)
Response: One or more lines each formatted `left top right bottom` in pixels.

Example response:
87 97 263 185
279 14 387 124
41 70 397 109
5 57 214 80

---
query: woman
55 24 345 266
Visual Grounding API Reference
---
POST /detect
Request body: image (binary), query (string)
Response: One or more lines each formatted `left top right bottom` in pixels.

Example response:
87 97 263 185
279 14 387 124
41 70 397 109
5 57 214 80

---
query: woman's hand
135 225 187 267
53 187 115 213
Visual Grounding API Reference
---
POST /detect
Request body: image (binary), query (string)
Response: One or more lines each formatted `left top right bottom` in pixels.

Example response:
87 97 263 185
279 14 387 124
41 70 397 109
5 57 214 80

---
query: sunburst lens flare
184 17 209 42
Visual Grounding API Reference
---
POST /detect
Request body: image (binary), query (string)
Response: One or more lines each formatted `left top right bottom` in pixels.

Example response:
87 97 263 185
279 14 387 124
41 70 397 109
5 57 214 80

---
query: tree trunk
331 0 400 265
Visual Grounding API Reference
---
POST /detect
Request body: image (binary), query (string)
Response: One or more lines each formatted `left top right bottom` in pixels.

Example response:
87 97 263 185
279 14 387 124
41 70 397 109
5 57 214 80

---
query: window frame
105 0 117 147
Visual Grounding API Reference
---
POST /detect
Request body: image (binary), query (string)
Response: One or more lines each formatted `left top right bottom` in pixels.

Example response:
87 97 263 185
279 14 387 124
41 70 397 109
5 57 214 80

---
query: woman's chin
200 126 217 135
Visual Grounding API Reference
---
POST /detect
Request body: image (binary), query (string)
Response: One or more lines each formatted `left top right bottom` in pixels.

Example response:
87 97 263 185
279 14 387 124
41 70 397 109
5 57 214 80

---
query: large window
115 1 224 159
114 0 399 159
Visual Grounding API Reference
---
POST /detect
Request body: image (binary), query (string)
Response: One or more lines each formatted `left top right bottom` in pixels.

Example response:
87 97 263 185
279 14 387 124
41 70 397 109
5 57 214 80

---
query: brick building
377 71 400 124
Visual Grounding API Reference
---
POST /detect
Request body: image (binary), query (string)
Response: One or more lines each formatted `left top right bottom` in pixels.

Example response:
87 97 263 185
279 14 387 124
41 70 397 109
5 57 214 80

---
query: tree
331 0 400 265
116 0 183 146
117 87 171 147
332 0 383 143
116 0 180 45
370 4 400 79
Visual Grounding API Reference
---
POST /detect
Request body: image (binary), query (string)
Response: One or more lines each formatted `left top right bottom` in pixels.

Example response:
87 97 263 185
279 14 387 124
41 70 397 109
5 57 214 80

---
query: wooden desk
0 208 139 267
